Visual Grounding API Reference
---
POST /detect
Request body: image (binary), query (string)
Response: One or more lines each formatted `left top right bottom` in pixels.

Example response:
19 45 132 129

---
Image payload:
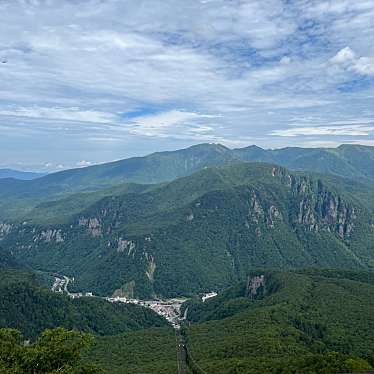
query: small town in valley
51 275 217 329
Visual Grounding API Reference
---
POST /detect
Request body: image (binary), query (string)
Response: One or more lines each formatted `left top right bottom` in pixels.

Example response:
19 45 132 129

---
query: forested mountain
233 144 374 182
0 246 21 269
1 147 374 373
0 268 177 373
0 269 167 339
1 144 374 200
0 169 46 180
0 144 235 200
1 143 373 221
2 162 374 298
3 268 374 373
182 270 374 373
85 327 178 374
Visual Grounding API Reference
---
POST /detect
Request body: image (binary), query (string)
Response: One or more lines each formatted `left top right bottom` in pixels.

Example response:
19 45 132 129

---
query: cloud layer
1 0 374 170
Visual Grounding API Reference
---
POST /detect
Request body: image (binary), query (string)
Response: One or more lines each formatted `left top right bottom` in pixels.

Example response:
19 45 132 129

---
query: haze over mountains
1 143 374 202
0 168 46 180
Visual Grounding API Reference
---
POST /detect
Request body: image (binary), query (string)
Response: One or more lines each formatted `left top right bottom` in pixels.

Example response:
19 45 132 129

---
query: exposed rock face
267 205 282 228
186 212 194 222
270 167 356 239
35 229 64 243
0 223 12 238
248 192 283 228
293 180 356 239
78 217 102 237
248 192 264 224
246 275 265 299
145 253 156 282
117 238 136 255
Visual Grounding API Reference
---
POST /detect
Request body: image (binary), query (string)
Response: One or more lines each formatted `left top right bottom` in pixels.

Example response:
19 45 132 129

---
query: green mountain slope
0 143 234 199
2 163 374 298
182 270 374 373
3 143 373 201
0 269 168 339
0 246 21 269
0 143 235 220
1 143 374 221
233 144 374 182
0 169 46 180
85 327 178 374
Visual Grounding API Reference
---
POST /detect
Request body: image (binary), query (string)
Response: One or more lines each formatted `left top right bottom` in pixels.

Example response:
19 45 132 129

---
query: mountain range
1 143 374 222
2 143 374 198
182 269 374 373
2 143 374 373
1 160 374 298
0 168 46 180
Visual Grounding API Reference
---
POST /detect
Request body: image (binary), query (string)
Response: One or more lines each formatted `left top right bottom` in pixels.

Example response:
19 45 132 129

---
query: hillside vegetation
1 143 374 220
85 327 177 374
0 269 168 339
2 162 374 298
0 268 178 373
0 327 103 373
183 270 374 373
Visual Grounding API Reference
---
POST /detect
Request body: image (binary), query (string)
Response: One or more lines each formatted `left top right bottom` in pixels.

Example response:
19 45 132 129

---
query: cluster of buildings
106 296 185 329
51 274 218 330
52 276 93 298
51 277 68 293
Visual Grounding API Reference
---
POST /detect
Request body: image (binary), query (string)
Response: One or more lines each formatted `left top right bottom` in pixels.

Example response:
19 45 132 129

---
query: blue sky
1 0 374 171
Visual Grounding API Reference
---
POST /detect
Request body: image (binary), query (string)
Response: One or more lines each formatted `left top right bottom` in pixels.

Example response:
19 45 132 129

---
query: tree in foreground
0 327 103 373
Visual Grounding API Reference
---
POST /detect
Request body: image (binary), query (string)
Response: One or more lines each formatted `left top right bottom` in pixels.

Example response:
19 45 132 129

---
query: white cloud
0 106 119 123
352 57 374 75
1 0 374 168
330 47 374 76
271 124 374 137
330 47 356 64
76 160 92 167
280 56 291 65
129 110 219 137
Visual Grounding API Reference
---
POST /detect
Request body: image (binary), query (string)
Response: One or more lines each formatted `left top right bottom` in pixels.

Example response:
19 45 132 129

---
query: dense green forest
2 162 374 298
85 327 177 374
0 269 178 373
182 270 374 373
0 327 103 373
1 144 374 373
1 144 374 204
2 268 374 373
0 269 167 339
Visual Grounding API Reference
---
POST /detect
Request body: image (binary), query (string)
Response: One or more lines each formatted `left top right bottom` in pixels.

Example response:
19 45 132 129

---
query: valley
4 2 374 372
51 273 188 329
2 160 374 299
1 144 374 373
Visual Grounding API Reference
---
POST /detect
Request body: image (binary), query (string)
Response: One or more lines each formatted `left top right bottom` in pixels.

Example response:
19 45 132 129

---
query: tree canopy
0 327 103 374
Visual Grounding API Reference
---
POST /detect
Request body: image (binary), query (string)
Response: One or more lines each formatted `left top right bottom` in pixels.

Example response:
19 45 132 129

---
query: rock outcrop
35 229 64 243
246 275 266 299
78 217 102 237
0 223 12 238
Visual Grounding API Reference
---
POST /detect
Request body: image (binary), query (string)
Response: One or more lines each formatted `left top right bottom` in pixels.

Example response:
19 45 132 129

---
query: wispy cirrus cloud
0 0 374 169
271 124 374 137
0 106 120 124
128 110 219 137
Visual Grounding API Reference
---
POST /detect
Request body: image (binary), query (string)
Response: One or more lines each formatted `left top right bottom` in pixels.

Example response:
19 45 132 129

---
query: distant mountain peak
0 169 46 181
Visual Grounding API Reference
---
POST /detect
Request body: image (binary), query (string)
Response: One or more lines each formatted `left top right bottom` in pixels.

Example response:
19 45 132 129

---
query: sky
1 0 374 171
